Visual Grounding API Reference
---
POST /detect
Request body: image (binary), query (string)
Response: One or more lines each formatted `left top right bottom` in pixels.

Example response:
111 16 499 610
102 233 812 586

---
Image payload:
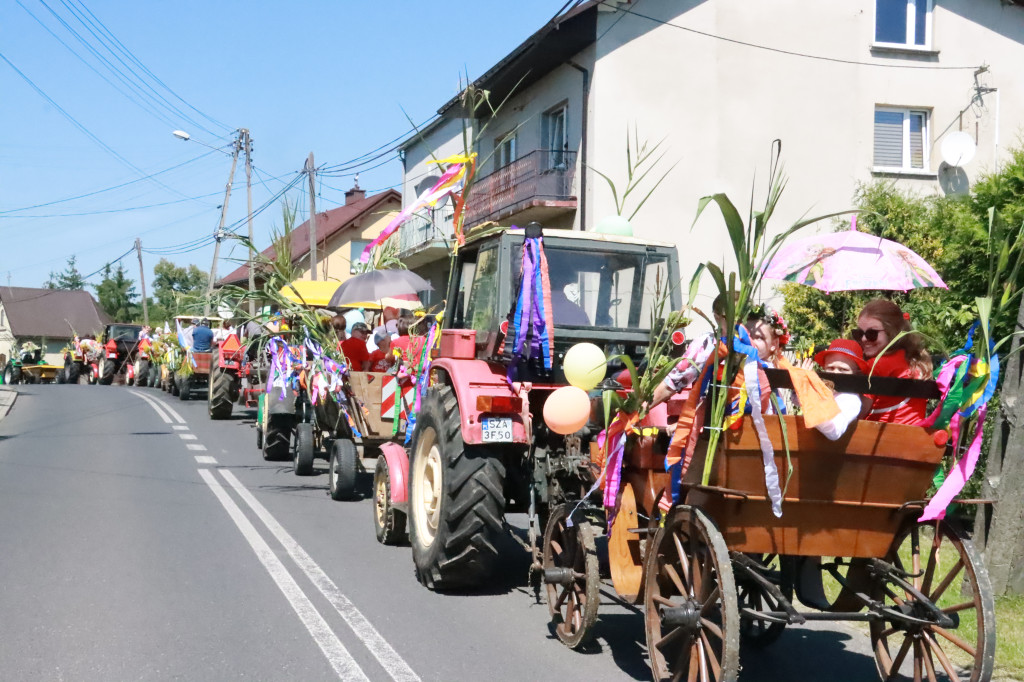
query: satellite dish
941 132 976 167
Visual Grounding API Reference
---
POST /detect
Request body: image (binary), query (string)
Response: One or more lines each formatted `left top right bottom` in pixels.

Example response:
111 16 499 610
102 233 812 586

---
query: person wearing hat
340 322 371 370
367 329 394 372
802 339 871 440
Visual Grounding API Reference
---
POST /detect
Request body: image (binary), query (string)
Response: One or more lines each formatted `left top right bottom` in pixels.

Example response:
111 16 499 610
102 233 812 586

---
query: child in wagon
801 339 872 440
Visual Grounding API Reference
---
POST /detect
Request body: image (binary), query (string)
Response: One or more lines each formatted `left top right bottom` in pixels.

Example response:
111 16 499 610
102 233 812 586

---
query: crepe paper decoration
507 233 555 383
600 411 640 525
919 321 1000 522
359 153 475 264
776 355 840 429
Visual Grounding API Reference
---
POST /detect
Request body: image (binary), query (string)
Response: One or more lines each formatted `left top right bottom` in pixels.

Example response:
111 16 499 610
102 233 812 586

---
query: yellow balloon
563 342 607 391
543 386 592 435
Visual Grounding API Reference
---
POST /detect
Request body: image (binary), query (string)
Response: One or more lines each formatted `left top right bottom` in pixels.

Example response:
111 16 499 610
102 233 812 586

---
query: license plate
107 352 117 359
482 417 513 443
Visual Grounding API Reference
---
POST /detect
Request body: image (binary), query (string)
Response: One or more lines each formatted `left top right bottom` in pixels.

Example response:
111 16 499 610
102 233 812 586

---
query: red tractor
207 333 245 419
374 225 681 590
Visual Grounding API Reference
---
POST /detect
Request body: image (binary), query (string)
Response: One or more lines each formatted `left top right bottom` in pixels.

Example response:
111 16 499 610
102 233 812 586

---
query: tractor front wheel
100 360 115 385
293 423 315 475
262 414 292 461
328 438 358 500
373 456 407 545
136 360 150 387
408 384 505 590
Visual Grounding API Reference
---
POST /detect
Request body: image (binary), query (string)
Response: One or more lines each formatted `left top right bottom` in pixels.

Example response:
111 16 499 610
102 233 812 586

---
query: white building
398 0 1024 308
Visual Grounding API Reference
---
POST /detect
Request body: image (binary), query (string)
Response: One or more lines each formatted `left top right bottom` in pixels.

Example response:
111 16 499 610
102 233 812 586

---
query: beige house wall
401 0 1024 312
292 200 401 283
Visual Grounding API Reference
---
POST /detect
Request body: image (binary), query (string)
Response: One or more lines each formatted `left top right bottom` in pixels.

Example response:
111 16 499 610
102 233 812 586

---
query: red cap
814 339 869 373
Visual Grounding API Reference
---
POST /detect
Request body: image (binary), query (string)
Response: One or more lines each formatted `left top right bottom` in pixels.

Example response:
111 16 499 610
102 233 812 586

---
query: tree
94 262 138 321
44 255 86 290
151 258 206 314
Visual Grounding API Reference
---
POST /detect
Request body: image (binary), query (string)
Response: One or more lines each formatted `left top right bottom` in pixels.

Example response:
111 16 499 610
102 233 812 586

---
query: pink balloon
543 385 591 435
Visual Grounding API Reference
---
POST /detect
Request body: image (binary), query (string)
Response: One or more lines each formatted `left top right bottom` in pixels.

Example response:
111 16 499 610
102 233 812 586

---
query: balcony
397 205 454 268
464 149 577 228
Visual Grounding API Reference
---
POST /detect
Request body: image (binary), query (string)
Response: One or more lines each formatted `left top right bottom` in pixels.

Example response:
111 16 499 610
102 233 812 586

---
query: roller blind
874 110 904 167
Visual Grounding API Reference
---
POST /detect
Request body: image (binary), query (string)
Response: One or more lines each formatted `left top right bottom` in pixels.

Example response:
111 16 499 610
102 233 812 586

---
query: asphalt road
0 384 892 681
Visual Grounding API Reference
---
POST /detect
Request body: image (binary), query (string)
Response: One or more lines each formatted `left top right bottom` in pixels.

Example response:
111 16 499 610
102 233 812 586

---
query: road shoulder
0 386 16 421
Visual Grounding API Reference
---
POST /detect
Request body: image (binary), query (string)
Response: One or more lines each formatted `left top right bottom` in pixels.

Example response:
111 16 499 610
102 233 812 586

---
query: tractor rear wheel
328 438 358 500
208 369 235 420
100 360 115 385
66 361 80 385
408 384 505 590
178 376 191 400
293 423 315 476
262 414 293 461
148 363 159 388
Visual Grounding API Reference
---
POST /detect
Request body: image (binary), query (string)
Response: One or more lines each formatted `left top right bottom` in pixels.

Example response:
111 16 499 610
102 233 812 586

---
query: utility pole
242 129 255 317
135 238 149 326
205 131 242 315
305 152 318 281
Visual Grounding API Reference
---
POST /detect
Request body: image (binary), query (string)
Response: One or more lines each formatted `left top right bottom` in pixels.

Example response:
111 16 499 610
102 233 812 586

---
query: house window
874 107 930 171
875 0 932 47
543 105 568 169
495 132 516 171
350 239 371 273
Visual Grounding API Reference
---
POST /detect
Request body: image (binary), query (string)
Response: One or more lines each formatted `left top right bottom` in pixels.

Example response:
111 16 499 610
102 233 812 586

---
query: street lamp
172 129 232 155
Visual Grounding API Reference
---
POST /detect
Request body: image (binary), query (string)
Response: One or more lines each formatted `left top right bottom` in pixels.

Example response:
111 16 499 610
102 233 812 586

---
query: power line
320 114 438 171
600 1 981 70
318 153 400 178
0 149 222 214
67 0 231 134
4 191 222 218
0 50 201 203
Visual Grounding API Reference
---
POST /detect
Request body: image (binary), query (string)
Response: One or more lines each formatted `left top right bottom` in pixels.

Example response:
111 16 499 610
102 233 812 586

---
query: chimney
345 176 365 205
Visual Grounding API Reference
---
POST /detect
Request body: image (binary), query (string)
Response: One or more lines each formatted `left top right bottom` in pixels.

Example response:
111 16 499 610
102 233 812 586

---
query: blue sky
0 0 563 290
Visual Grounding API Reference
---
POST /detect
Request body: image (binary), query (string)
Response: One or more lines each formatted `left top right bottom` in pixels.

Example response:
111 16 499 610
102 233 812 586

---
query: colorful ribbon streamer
507 233 555 383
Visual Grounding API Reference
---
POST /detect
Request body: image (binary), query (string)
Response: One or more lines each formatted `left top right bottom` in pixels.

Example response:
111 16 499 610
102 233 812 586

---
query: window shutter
874 110 904 167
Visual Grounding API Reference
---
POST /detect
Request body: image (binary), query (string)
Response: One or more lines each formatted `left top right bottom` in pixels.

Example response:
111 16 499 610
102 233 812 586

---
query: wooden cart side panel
347 371 398 440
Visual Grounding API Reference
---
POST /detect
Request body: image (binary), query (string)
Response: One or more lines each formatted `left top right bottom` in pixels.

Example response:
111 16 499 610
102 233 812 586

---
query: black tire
3 365 13 385
56 368 67 384
136 360 150 387
66 361 80 385
373 456 407 545
328 439 358 500
178 376 190 401
263 414 293 461
148 363 159 388
293 422 315 476
543 504 600 649
25 372 38 385
255 424 263 450
100 360 115 385
408 384 505 590
208 369 235 420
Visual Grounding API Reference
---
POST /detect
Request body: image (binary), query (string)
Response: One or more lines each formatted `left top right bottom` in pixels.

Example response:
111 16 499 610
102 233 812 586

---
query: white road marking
186 443 207 451
194 455 217 464
179 433 197 440
158 400 187 424
218 469 420 682
173 425 189 431
197 469 369 682
132 391 172 424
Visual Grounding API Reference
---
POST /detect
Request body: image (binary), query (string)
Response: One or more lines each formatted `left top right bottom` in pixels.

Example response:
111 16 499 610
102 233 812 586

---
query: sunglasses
852 327 884 343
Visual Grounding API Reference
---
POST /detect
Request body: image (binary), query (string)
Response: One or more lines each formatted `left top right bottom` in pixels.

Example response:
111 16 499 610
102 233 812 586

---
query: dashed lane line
179 433 198 440
218 469 421 682
194 456 217 464
132 391 172 424
197 469 369 681
186 444 207 451
173 425 189 430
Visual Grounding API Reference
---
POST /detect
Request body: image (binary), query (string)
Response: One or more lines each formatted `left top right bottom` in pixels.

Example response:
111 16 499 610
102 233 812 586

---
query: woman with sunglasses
853 299 932 424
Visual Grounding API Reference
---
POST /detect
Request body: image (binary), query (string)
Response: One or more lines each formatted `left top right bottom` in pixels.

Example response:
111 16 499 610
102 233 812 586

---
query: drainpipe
568 61 590 231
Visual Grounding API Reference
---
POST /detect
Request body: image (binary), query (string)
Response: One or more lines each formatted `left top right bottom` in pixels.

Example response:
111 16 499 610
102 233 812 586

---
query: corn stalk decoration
693 142 851 494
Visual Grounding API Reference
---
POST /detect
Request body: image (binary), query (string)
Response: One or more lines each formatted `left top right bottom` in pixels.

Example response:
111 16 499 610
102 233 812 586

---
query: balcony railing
398 205 454 256
464 149 577 227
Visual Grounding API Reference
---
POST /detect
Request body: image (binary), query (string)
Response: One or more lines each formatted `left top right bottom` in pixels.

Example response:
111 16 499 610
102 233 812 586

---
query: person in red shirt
340 322 371 371
367 330 394 372
854 299 932 424
391 315 427 368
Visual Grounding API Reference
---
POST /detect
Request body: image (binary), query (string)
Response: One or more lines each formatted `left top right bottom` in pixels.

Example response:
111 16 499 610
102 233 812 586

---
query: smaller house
219 185 401 287
0 287 111 365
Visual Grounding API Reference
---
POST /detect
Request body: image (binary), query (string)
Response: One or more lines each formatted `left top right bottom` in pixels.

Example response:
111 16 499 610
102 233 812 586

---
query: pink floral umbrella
762 216 947 292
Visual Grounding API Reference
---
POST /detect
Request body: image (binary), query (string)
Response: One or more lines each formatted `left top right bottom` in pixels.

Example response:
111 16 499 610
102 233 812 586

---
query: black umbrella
328 269 433 308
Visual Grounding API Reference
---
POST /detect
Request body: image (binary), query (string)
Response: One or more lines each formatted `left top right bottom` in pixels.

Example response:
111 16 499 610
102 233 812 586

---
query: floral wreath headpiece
749 303 791 347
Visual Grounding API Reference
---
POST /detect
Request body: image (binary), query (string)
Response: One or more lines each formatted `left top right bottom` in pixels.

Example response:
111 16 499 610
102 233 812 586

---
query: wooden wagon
542 372 996 682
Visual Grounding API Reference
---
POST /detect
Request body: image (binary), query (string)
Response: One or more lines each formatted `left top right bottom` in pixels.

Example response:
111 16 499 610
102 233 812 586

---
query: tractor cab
445 225 682 383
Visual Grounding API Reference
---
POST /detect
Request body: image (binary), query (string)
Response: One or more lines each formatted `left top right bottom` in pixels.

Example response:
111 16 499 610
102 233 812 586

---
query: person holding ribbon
854 299 932 424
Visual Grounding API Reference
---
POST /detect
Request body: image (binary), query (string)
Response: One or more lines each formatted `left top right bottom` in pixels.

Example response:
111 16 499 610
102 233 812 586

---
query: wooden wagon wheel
542 504 600 649
737 553 793 647
644 506 740 682
869 518 995 682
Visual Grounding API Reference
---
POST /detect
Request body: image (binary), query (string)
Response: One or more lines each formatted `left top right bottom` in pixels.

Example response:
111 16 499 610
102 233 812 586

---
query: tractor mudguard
266 385 298 416
430 358 530 446
379 441 409 506
217 334 244 372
